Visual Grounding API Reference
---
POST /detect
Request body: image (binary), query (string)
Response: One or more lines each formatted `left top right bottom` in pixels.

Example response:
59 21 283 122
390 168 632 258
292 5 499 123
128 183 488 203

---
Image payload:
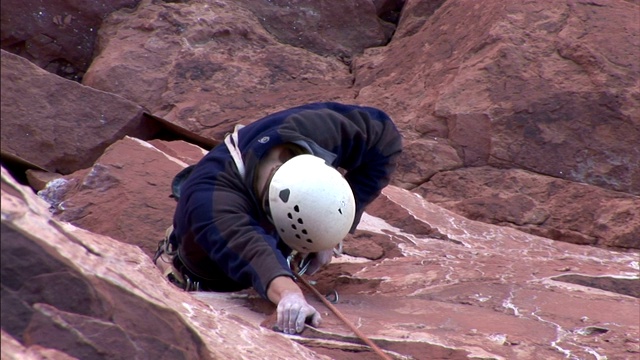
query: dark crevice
143 113 216 150
377 0 406 25
44 58 85 82
0 113 213 192
0 154 44 187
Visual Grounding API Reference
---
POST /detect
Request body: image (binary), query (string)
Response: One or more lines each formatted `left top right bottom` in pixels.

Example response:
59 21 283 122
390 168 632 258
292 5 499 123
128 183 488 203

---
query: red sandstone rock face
2 168 327 360
72 0 640 248
0 50 157 175
1 0 639 359
234 0 394 58
82 0 357 141
354 0 640 195
0 0 141 80
4 164 639 359
35 136 207 256
416 167 640 248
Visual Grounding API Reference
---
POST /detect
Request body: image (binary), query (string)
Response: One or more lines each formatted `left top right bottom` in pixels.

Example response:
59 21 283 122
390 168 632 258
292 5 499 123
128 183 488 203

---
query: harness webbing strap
224 124 246 178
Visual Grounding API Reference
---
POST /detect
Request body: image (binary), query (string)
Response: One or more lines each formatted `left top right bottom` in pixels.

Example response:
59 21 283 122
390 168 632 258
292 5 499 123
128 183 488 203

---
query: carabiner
325 289 339 304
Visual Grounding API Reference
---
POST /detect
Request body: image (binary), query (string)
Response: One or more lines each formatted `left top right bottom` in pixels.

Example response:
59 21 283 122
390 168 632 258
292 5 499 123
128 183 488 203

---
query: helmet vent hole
306 239 313 243
297 218 303 224
287 213 293 219
291 224 297 230
294 205 300 212
301 229 307 235
279 189 290 202
338 208 343 214
295 234 301 239
280 228 285 233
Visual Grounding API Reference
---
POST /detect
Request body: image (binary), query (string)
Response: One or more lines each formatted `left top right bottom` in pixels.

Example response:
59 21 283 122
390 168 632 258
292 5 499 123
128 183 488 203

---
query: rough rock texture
234 0 395 59
80 0 632 194
2 329 78 360
4 163 639 359
417 167 640 248
0 0 141 81
2 0 640 359
1 167 327 360
36 136 206 257
82 0 356 141
72 0 640 248
0 50 158 175
354 0 640 195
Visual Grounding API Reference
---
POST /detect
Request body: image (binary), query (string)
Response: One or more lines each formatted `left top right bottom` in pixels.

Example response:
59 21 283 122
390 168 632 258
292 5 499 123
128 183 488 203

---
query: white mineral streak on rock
487 333 508 345
501 290 522 317
359 212 443 249
130 136 190 168
530 309 575 359
332 254 370 264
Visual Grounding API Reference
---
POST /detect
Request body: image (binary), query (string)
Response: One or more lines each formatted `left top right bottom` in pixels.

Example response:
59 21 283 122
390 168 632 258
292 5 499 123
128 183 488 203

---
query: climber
154 102 402 334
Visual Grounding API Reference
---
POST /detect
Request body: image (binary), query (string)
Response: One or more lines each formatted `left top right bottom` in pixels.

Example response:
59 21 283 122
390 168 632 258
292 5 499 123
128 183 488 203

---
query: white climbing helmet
267 154 356 253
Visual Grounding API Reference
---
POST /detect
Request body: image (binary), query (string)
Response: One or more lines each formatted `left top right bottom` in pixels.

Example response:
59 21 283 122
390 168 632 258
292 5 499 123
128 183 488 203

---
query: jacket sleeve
177 157 293 298
281 103 403 229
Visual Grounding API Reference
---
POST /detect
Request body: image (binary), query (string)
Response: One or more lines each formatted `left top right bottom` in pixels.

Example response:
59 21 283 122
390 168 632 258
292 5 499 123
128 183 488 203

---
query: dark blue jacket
173 102 402 298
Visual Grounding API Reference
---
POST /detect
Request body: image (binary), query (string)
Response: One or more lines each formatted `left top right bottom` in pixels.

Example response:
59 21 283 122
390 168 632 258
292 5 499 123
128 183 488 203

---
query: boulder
0 50 158 175
36 137 202 257
0 0 141 81
234 0 395 58
82 0 355 141
354 0 640 194
416 166 640 248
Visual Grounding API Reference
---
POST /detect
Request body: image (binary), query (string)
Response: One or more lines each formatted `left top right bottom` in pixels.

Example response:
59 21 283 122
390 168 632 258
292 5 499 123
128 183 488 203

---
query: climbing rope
293 270 393 360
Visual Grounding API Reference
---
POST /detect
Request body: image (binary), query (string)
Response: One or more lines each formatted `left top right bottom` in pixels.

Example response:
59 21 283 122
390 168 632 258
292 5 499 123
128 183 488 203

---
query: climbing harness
153 227 204 292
